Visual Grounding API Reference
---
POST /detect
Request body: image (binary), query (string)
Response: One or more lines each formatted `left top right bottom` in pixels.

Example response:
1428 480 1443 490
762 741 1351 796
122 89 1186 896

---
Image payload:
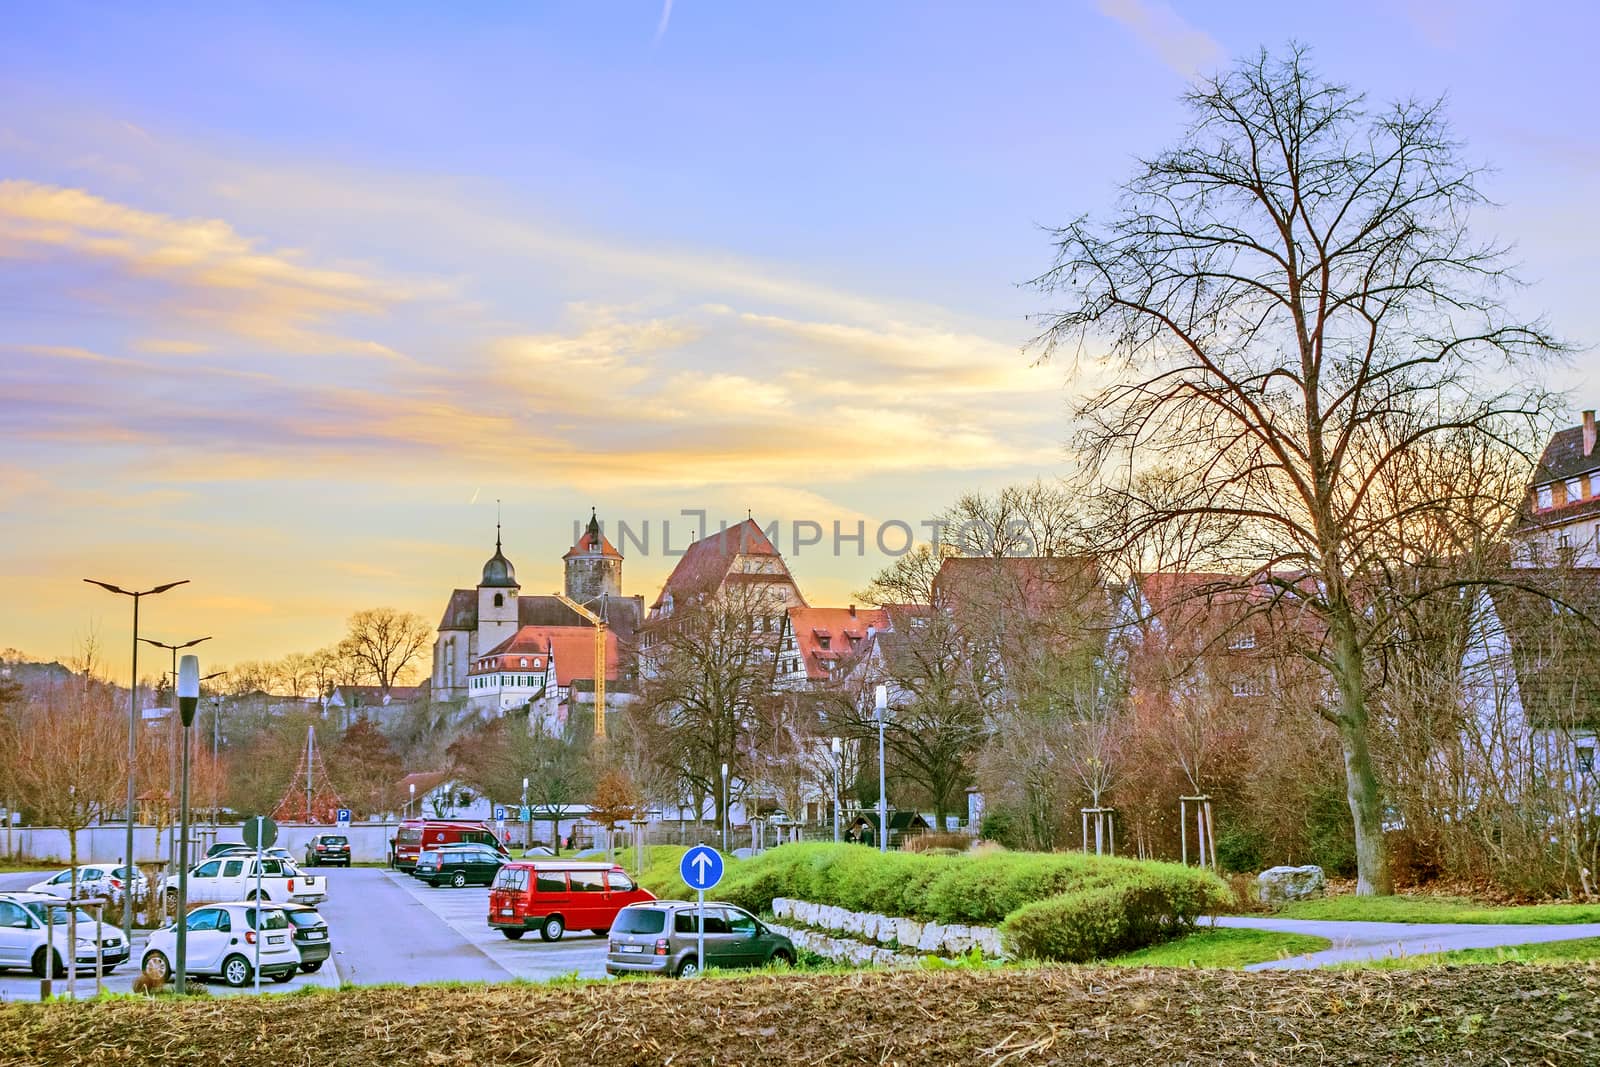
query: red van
394 819 508 871
488 861 655 941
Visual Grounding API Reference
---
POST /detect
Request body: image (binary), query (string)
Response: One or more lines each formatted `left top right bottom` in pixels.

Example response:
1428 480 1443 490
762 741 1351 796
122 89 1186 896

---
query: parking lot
0 866 611 1001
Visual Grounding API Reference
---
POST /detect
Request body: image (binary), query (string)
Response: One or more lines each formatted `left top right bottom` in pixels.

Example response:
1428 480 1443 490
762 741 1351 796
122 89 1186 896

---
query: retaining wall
771 897 1006 960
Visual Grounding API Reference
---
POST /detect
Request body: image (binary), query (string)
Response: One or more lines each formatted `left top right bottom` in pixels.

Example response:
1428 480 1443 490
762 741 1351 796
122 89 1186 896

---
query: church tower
477 523 521 652
563 509 623 604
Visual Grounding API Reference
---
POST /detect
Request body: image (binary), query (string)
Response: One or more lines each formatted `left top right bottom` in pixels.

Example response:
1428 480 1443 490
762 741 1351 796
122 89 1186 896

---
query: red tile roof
787 606 891 681
563 527 624 561
477 625 621 687
651 518 798 609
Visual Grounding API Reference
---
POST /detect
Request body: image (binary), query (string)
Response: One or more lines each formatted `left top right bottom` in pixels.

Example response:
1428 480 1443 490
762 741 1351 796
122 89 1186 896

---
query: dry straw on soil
2 966 1597 1066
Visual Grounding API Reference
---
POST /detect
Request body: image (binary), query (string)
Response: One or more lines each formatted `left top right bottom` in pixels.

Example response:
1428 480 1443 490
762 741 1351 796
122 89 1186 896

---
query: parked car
393 819 509 871
277 903 331 972
158 854 326 907
0 892 130 976
488 861 654 941
521 845 556 857
415 843 507 888
142 902 300 987
211 845 298 865
302 833 352 868
26 865 147 906
605 901 795 978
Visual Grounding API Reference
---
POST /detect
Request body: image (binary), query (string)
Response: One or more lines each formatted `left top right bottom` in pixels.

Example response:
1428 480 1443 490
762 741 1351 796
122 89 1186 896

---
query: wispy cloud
1095 0 1223 78
0 180 434 356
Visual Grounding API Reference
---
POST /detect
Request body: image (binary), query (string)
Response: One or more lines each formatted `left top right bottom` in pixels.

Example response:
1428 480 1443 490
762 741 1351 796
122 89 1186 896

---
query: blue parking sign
336 808 351 825
494 805 506 821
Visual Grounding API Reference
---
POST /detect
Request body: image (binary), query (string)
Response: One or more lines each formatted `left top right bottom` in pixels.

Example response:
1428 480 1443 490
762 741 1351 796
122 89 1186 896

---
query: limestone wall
770 897 1006 960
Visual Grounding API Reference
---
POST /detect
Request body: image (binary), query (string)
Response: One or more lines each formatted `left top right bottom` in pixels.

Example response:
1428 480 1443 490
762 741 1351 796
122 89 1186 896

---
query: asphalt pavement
1214 915 1600 969
1 865 610 1001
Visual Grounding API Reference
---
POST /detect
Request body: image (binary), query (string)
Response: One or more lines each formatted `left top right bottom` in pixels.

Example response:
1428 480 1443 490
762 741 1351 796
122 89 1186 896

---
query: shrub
902 832 974 853
1214 825 1267 873
1001 867 1229 962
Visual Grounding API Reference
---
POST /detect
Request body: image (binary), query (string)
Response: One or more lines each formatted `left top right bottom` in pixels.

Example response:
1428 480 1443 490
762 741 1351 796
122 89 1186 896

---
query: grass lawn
1105 927 1331 968
1343 937 1600 970
1276 895 1600 925
0 858 57 874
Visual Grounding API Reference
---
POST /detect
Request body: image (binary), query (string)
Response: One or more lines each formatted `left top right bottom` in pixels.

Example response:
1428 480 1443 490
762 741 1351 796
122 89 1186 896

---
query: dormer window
520 658 528 668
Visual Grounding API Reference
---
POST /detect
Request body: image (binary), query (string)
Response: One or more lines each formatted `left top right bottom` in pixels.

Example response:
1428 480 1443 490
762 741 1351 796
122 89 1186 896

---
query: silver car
605 901 795 978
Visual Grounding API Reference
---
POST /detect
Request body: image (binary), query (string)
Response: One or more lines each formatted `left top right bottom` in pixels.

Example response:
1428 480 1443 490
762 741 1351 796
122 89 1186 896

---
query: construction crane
554 592 608 741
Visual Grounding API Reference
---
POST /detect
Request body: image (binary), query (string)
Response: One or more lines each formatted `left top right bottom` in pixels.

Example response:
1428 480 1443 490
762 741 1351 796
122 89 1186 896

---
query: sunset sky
3 1 1595 680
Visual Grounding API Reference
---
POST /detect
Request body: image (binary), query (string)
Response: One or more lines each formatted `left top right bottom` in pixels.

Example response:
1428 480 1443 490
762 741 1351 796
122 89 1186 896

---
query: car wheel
539 915 565 942
32 947 66 979
590 928 610 936
676 957 699 978
451 870 467 888
246 890 267 901
769 949 793 967
501 929 526 940
141 952 172 982
272 970 294 983
166 888 180 911
221 954 254 988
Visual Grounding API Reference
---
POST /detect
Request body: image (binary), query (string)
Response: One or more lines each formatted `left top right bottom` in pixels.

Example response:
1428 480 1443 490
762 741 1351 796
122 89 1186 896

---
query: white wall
11 822 406 865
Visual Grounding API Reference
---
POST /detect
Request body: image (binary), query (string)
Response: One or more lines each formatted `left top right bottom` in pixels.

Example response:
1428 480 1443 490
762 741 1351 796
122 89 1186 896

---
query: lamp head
874 684 887 711
177 654 200 726
831 737 842 754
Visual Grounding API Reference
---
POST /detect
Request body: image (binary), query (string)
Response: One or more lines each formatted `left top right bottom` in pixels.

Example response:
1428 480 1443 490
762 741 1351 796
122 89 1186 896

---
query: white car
142 902 300 987
0 892 130 976
158 854 326 907
27 864 148 905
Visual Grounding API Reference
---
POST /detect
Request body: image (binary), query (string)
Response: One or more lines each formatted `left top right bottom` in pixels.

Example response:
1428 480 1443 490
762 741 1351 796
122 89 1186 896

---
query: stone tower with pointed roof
563 509 624 605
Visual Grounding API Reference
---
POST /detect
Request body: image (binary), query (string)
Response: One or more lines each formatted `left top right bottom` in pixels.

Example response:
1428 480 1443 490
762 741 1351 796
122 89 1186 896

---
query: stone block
1257 864 1326 904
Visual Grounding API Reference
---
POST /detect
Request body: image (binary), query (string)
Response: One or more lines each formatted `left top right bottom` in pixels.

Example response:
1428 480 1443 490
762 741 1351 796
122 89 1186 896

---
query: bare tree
342 608 431 695
1030 47 1564 893
635 581 785 834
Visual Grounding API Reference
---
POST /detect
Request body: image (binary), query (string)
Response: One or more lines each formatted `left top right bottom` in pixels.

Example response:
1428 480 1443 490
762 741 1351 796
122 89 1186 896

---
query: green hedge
999 869 1227 962
635 842 1227 961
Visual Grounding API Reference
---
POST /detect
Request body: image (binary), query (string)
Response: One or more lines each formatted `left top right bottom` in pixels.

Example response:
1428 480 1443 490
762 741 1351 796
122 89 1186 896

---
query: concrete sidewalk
1213 915 1600 970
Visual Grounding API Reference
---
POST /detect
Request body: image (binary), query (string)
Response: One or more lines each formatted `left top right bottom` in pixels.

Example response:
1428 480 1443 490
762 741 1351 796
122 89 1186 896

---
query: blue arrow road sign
680 844 724 891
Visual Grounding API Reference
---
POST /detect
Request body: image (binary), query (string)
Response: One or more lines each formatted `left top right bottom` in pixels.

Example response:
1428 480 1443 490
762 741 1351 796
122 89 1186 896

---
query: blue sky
1 1 1594 676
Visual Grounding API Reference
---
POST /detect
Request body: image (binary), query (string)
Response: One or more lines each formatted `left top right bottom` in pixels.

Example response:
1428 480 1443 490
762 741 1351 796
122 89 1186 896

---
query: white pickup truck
162 855 327 907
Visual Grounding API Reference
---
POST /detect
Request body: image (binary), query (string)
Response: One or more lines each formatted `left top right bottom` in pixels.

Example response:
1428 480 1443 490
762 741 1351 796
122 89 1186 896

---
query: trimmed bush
1001 867 1230 962
643 841 1227 959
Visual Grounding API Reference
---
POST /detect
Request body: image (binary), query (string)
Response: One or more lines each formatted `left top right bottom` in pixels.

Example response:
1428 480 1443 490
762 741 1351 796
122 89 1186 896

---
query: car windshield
245 908 290 930
284 910 323 928
23 902 97 926
613 908 667 935
397 828 422 845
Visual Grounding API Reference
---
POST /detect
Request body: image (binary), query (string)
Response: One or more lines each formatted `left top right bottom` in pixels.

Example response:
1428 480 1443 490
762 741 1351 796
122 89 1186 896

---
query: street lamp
875 685 888 854
409 782 416 819
141 635 212 874
830 737 842 843
521 776 529 851
82 576 189 943
173 654 201 995
721 762 730 852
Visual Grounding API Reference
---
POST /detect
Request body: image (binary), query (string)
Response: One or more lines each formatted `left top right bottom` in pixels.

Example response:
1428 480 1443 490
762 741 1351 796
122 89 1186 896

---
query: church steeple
564 507 623 601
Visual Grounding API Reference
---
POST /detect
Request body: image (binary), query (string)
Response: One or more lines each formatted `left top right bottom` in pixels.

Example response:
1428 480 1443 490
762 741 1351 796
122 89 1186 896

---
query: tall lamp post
173 655 201 995
830 737 842 843
82 577 189 943
141 636 212 875
210 693 224 826
720 762 730 852
521 777 529 851
875 685 888 853
409 782 416 819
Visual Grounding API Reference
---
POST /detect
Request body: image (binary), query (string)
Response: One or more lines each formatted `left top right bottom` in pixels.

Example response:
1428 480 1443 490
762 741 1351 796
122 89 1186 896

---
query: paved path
1214 915 1600 970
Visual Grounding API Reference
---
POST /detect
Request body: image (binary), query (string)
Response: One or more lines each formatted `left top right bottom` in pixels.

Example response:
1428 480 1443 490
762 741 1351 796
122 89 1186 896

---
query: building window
1578 747 1595 774
494 593 504 607
1231 677 1266 698
1537 485 1553 509
1228 632 1256 650
1567 479 1582 503
520 658 528 668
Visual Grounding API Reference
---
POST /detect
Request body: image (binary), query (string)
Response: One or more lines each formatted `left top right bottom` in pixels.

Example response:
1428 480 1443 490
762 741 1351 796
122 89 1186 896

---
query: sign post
679 844 723 977
242 814 277 994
